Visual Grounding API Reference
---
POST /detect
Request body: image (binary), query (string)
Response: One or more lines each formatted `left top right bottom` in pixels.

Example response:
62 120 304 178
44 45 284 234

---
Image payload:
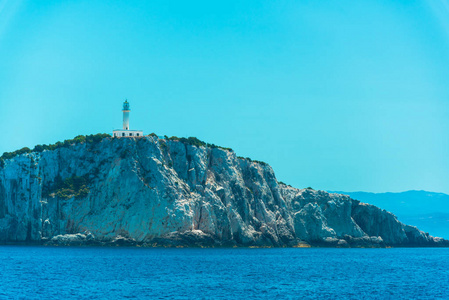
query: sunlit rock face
0 137 447 247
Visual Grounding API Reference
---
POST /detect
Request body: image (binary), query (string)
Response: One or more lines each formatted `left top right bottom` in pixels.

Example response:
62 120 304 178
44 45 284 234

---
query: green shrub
32 145 45 152
1 152 14 160
46 174 91 199
185 137 206 147
206 143 233 152
86 133 109 144
159 140 168 153
1 147 32 161
72 135 86 144
253 160 268 166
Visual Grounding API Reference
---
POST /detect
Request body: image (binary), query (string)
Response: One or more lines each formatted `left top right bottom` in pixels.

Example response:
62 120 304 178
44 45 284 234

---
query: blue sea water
0 247 448 299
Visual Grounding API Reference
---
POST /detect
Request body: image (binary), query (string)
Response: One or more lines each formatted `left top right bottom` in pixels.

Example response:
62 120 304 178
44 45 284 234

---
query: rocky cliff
0 136 446 247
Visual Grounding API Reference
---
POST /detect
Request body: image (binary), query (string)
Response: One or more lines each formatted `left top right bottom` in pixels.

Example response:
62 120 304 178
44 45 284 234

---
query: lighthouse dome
123 100 130 111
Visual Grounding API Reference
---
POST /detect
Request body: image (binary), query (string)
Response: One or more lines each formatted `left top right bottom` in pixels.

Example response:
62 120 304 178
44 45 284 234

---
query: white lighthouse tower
123 100 130 130
113 100 143 137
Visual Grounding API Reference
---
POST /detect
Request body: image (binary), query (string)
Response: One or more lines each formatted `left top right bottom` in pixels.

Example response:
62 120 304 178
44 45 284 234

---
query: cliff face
0 137 446 247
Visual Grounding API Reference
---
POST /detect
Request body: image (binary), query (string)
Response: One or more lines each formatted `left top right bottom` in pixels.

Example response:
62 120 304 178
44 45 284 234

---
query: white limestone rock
0 136 447 247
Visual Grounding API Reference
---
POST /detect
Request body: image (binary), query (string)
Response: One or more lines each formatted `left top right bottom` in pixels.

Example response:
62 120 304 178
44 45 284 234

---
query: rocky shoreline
40 231 449 248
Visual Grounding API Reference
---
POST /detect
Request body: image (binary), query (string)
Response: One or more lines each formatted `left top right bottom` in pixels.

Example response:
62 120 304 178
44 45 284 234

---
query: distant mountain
331 191 449 239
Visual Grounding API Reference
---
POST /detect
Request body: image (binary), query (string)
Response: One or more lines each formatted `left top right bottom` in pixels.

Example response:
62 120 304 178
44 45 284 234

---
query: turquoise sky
1 0 448 193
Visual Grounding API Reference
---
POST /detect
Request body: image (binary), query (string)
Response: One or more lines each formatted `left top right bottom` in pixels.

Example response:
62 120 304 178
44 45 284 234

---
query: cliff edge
0 135 447 247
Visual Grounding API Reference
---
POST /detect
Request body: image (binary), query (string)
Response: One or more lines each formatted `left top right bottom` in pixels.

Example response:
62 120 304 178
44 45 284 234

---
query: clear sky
0 0 448 193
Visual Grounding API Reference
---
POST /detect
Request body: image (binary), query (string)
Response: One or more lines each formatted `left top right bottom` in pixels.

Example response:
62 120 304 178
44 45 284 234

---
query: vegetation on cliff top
0 133 111 163
0 132 270 168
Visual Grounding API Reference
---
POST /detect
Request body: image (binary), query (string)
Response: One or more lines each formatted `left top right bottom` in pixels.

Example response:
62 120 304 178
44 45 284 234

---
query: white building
113 100 144 137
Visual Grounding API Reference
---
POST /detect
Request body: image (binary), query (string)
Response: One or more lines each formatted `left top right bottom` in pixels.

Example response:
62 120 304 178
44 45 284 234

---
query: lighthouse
113 100 143 138
123 100 130 130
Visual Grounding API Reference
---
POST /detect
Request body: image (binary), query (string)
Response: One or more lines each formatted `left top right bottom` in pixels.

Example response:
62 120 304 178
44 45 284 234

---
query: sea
0 247 448 299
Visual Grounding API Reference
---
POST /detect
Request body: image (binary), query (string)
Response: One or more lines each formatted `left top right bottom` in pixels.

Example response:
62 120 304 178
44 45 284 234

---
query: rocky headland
0 135 447 247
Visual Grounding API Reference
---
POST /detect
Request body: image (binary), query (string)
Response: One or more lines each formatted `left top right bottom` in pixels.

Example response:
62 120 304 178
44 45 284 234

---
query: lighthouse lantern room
113 100 144 137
